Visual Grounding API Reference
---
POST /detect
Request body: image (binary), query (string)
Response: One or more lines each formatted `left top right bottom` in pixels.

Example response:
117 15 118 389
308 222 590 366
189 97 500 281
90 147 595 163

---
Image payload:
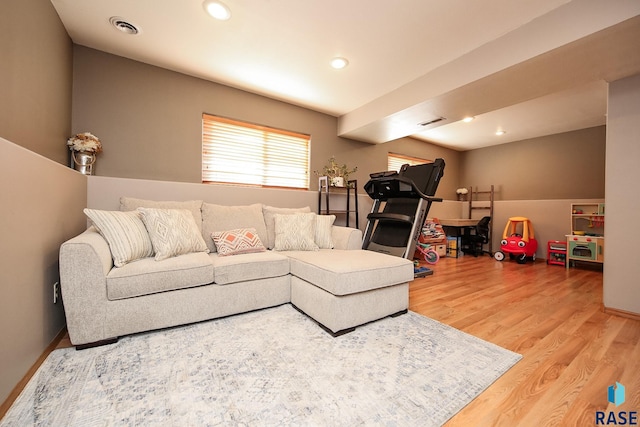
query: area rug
1 304 521 426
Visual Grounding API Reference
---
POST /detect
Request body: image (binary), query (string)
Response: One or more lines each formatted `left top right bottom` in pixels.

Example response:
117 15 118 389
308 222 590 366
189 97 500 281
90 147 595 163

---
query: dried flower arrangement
67 132 102 154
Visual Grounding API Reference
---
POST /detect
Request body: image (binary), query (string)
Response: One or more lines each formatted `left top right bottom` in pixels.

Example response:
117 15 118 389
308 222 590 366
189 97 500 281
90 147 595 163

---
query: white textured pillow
120 197 204 232
84 209 154 267
262 205 312 249
273 212 319 251
315 214 336 249
137 208 209 261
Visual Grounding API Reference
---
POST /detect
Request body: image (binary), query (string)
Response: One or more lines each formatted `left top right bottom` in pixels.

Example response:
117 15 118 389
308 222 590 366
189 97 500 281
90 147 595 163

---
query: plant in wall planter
316 156 357 187
67 132 102 176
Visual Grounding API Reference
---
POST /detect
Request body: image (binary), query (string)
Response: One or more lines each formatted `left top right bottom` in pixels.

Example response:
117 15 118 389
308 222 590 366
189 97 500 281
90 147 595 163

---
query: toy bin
547 240 567 266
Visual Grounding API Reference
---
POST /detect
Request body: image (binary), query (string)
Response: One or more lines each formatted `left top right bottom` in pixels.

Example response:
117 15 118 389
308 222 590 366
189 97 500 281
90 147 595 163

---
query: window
387 152 431 172
202 114 310 189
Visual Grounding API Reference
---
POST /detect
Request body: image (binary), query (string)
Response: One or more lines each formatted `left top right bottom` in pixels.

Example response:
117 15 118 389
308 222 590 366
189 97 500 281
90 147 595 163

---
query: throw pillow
211 228 266 256
120 197 204 232
273 212 319 251
315 214 336 249
83 209 154 268
137 208 209 261
262 205 311 249
201 203 268 253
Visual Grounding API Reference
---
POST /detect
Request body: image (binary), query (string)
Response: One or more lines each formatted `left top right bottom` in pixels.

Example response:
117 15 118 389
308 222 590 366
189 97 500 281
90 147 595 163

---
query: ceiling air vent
419 117 446 127
109 17 140 35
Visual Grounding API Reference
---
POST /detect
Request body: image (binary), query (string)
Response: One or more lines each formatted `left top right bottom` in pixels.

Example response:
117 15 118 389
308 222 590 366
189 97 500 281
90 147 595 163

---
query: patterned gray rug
1 304 521 426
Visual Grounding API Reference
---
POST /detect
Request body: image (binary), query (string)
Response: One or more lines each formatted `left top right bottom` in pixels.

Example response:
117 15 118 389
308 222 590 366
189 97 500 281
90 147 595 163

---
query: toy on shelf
494 216 538 264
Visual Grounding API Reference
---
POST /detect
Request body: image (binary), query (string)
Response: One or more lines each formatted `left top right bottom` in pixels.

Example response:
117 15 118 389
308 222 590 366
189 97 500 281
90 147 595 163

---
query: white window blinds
387 152 431 172
202 114 310 189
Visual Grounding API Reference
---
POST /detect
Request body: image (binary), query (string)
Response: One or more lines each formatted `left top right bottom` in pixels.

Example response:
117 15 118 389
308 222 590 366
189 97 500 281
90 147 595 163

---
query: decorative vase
457 194 467 201
331 177 345 187
72 151 96 175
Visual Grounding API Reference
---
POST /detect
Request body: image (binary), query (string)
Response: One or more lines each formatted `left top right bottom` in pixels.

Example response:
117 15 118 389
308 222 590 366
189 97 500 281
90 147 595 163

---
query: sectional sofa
59 197 414 348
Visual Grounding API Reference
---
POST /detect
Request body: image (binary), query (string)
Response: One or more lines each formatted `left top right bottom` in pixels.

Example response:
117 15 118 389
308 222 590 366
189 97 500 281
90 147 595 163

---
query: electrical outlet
53 282 59 304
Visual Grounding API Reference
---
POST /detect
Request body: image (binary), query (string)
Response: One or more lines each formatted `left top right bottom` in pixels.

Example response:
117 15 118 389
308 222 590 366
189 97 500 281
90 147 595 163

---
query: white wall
603 73 640 315
87 175 603 261
87 176 375 230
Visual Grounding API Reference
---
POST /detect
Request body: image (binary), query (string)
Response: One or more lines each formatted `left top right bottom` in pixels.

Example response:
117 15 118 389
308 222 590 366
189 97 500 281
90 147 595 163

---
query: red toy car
494 216 538 264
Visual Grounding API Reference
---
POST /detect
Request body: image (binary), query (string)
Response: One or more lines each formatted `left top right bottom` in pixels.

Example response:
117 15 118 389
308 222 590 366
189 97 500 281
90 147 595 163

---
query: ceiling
50 0 640 151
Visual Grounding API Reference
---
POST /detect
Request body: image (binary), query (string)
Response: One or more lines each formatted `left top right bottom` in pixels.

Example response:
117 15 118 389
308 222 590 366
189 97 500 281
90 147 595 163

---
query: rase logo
596 382 637 425
609 382 626 407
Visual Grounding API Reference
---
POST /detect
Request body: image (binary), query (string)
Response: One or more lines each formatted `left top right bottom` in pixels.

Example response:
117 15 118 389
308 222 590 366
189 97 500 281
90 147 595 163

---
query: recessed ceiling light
496 130 506 136
109 17 140 35
331 57 349 69
203 0 231 20
462 116 474 123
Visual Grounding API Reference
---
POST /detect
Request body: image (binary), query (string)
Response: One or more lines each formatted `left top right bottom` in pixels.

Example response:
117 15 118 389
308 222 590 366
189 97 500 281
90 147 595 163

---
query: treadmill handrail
365 175 443 201
366 213 414 223
391 176 440 200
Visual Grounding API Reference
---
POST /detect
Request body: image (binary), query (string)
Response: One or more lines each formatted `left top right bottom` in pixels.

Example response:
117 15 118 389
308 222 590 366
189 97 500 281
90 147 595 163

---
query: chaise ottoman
286 250 414 335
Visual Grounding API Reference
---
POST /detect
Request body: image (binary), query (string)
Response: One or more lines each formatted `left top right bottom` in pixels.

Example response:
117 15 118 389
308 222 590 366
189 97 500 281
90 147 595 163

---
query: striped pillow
211 228 266 256
315 214 336 249
84 209 154 267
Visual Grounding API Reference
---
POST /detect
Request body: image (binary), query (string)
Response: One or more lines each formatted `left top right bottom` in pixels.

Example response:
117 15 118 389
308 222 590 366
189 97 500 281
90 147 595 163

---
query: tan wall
0 0 81 406
71 47 461 201
604 73 640 315
0 138 87 405
0 0 73 165
460 126 605 200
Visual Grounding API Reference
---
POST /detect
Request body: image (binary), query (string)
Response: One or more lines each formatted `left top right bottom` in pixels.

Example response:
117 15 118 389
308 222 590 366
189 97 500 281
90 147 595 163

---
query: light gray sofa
59 198 413 348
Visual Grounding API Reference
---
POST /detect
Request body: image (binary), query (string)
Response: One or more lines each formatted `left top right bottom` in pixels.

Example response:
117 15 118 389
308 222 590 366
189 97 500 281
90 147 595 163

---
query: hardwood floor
411 255 639 426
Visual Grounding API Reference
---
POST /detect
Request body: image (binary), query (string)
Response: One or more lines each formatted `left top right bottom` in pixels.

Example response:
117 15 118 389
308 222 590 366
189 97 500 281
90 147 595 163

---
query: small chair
462 216 491 256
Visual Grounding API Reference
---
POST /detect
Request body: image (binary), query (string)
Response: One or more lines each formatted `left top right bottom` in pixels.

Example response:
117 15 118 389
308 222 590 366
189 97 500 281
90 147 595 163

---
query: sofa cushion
286 250 414 296
106 252 214 300
262 205 311 249
83 209 154 267
211 228 266 256
138 208 209 261
273 213 319 251
120 197 204 232
202 203 268 253
210 251 290 285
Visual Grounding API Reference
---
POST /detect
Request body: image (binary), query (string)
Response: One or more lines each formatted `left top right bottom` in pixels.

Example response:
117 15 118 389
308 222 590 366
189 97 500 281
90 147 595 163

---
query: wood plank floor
411 255 640 426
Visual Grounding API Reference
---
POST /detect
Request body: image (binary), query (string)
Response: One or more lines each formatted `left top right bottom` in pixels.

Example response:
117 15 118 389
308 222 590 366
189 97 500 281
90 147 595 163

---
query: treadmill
362 159 445 276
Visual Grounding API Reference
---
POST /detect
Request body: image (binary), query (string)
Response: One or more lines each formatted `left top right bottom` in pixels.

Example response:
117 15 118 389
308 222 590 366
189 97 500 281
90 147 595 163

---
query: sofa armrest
59 226 113 345
331 226 363 250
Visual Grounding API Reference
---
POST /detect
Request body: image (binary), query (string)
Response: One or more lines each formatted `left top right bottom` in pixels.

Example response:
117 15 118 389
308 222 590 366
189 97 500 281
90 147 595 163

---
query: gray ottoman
287 250 414 335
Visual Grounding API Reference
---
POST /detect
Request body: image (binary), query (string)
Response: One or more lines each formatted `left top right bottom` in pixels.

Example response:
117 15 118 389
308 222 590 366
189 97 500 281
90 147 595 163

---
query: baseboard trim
0 328 67 420
603 305 640 321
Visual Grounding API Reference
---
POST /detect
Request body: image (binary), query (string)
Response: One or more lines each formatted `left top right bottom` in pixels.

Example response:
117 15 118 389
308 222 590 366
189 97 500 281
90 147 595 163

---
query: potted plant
316 156 357 187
